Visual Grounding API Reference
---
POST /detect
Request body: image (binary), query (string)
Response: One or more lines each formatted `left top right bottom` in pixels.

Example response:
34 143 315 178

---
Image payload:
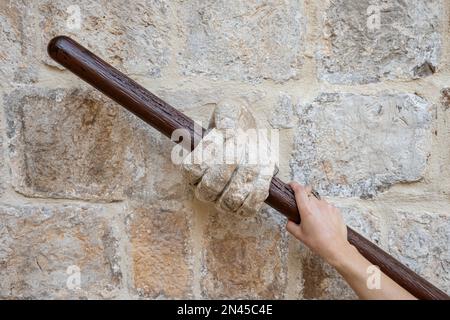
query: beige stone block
127 204 193 298
36 0 173 77
388 211 450 294
0 0 37 83
5 88 148 201
318 0 442 84
291 93 433 198
201 208 287 298
0 203 122 299
178 0 306 83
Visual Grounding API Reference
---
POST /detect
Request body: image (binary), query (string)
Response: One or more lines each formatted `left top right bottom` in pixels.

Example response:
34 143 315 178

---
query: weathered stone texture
37 0 172 77
301 251 355 300
0 129 5 196
0 0 448 301
269 93 296 129
341 206 382 246
318 0 442 84
300 205 381 299
441 88 450 111
0 0 37 84
178 0 305 83
0 203 122 299
155 87 266 127
4 88 148 201
202 208 287 299
122 123 191 204
291 93 433 198
128 203 193 298
388 211 450 294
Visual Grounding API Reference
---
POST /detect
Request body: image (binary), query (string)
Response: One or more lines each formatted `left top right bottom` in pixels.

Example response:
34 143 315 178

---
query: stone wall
0 0 449 299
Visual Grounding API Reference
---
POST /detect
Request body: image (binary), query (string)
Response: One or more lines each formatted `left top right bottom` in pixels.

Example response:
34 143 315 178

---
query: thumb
286 220 304 241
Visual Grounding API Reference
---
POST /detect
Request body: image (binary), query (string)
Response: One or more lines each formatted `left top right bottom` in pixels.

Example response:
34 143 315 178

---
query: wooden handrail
47 35 449 300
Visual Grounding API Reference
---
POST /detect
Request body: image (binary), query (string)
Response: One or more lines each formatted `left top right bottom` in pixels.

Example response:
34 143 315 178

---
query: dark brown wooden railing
47 35 449 300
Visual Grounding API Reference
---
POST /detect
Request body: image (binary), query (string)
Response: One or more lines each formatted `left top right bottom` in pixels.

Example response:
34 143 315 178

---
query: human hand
287 182 417 300
286 182 355 267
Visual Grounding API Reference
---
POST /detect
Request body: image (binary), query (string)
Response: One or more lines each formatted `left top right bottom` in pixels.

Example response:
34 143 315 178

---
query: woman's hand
286 182 353 266
286 182 416 299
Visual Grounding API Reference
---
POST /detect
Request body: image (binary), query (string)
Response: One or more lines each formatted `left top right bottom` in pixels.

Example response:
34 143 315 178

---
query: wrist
326 242 358 269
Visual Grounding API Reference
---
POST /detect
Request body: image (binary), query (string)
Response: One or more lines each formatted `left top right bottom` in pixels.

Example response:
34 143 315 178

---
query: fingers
182 129 223 184
216 165 260 213
194 164 238 202
184 98 275 217
289 182 311 217
238 164 276 216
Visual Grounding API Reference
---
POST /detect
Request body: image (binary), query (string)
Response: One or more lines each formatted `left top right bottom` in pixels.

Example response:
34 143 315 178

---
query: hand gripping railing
47 36 449 300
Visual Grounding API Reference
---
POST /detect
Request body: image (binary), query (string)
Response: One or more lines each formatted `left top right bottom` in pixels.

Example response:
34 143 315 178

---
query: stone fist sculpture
182 99 277 216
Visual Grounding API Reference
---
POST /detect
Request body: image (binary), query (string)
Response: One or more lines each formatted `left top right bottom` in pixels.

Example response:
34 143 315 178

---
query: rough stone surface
0 203 122 299
184 99 275 216
441 88 450 111
300 205 381 299
37 0 173 77
0 0 448 300
202 208 287 299
341 206 382 246
388 211 450 294
301 251 355 300
155 87 267 130
4 88 148 201
0 130 5 197
318 0 442 84
291 93 433 198
0 0 37 84
178 0 306 83
269 93 296 129
127 203 193 298
123 124 190 204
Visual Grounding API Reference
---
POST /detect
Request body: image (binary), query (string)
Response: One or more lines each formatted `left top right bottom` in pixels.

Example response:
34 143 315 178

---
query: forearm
331 244 416 300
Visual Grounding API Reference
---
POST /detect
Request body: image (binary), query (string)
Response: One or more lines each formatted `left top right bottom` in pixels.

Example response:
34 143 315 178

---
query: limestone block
178 0 306 83
301 251 355 300
127 204 193 298
318 0 442 84
0 203 122 299
388 211 450 294
4 88 146 201
124 124 191 204
291 93 433 198
0 0 37 83
0 130 5 197
36 0 173 77
202 208 287 298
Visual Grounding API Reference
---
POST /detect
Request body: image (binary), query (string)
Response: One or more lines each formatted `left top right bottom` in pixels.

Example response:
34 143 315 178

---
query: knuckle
293 184 307 196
